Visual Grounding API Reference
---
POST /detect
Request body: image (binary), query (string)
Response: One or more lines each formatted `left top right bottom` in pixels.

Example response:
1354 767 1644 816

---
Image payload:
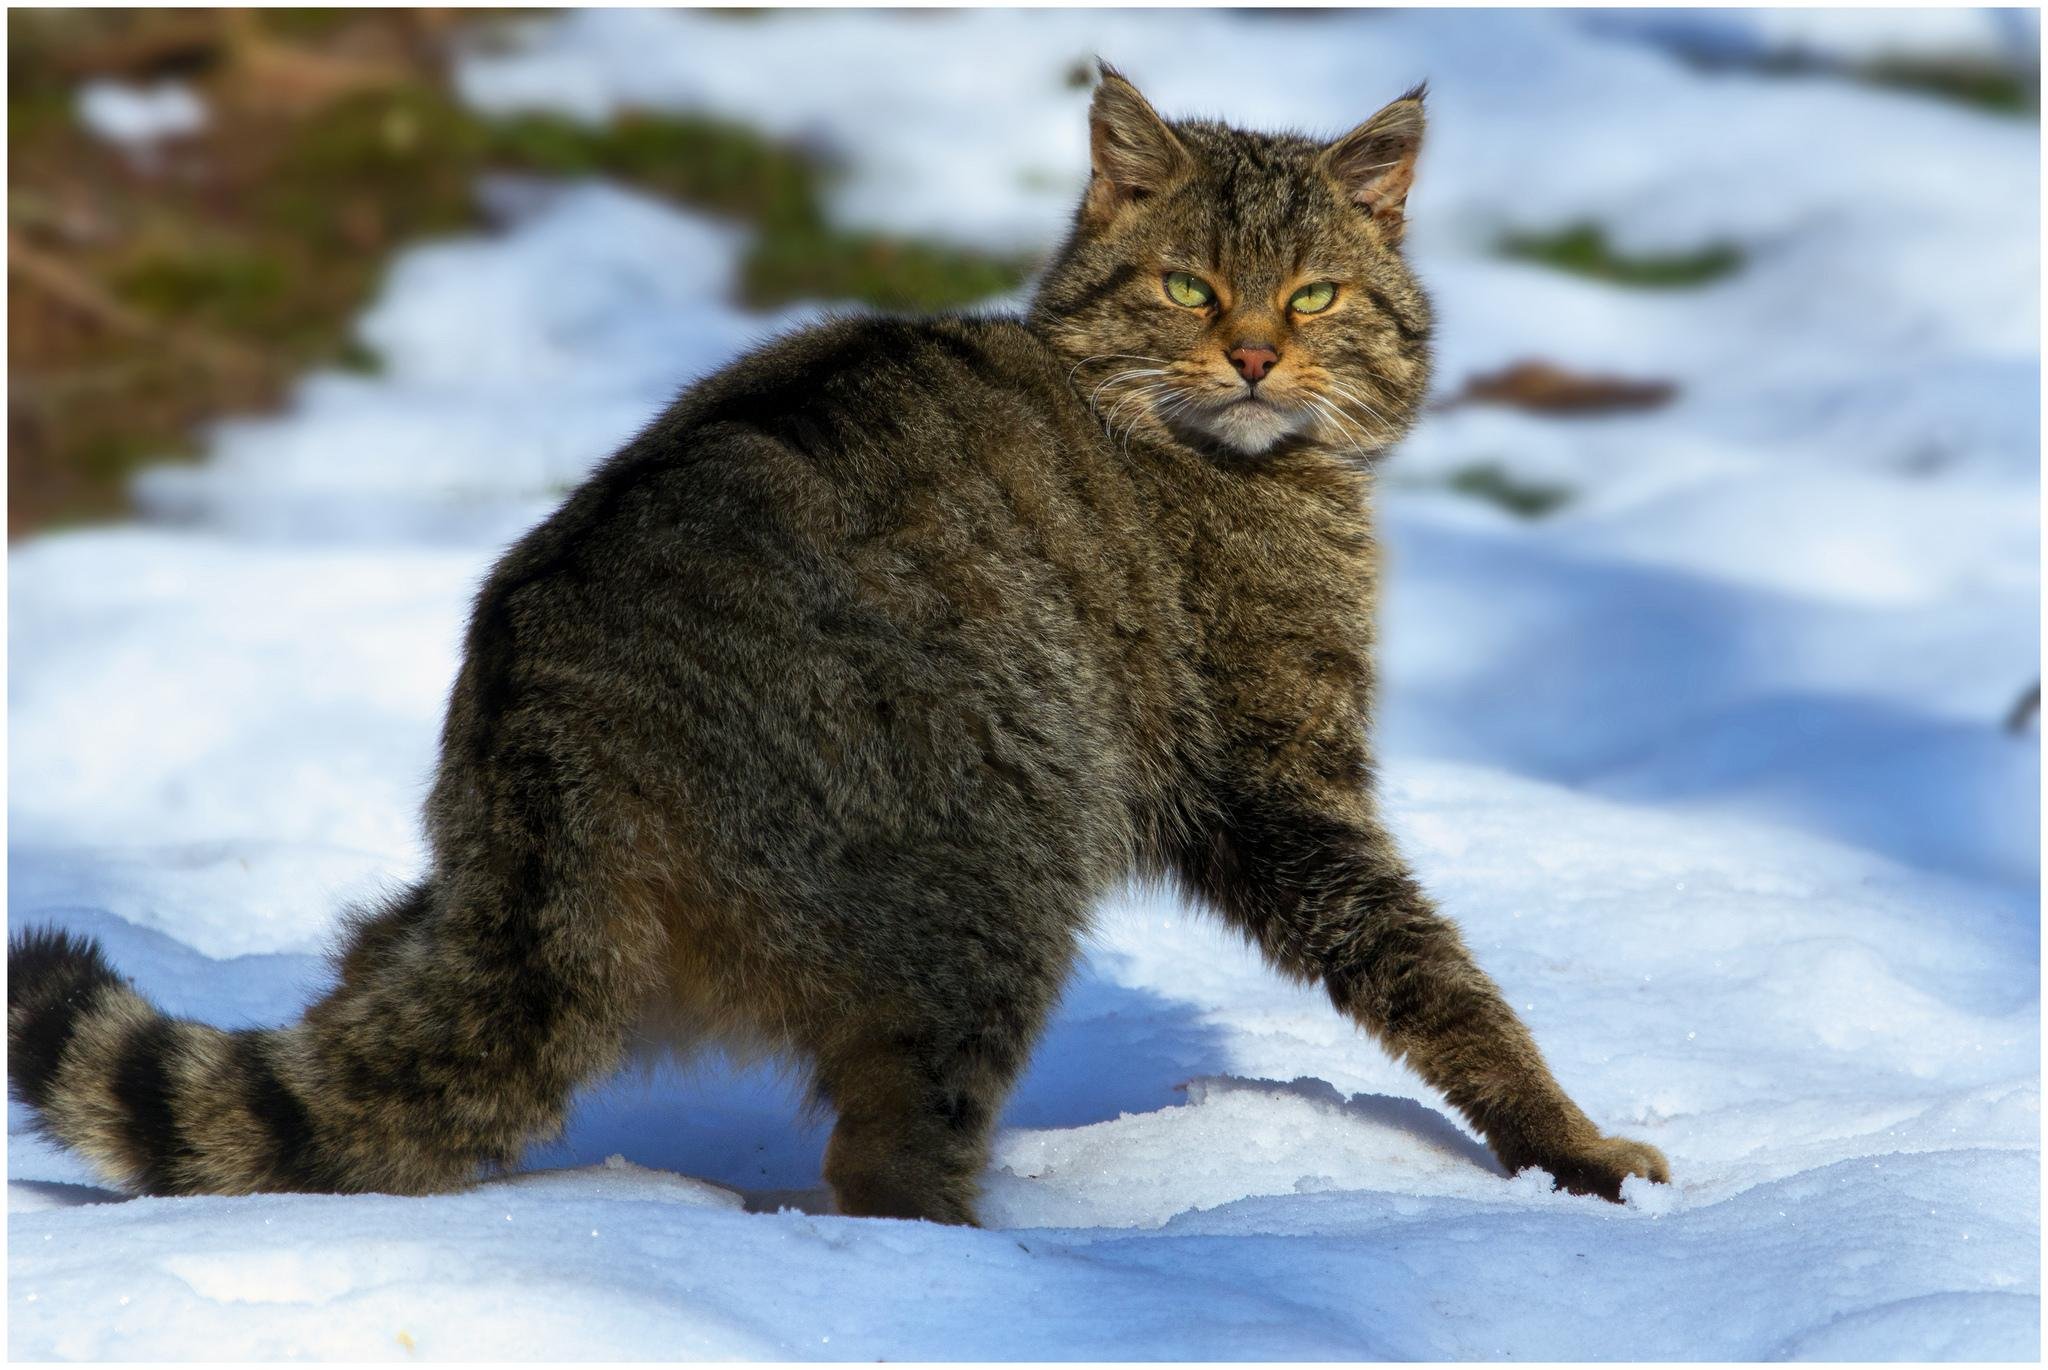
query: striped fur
8 70 1667 1215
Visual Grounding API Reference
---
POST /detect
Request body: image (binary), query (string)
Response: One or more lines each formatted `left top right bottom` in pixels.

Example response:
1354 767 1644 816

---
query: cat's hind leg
805 914 1077 1226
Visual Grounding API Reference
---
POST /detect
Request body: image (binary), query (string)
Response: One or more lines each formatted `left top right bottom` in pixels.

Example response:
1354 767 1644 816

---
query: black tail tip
10 926 117 999
9 926 123 1109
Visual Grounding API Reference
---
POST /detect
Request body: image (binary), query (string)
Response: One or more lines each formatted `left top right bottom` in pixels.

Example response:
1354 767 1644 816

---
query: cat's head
1029 66 1432 462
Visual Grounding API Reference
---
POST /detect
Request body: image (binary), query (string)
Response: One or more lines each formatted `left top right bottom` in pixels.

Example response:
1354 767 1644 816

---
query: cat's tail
8 866 664 1197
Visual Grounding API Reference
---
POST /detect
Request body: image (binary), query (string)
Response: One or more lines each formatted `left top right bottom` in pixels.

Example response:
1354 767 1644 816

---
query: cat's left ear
1319 84 1427 242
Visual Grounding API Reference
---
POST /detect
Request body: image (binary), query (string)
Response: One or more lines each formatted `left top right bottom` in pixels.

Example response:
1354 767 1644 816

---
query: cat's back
519 313 1127 578
448 311 1184 865
682 311 1090 484
685 310 1085 452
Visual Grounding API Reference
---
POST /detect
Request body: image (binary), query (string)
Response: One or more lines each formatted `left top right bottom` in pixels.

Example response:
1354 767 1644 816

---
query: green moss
1499 223 1742 289
11 30 1038 535
179 87 1031 324
74 425 193 484
116 246 291 331
331 337 384 375
265 85 484 248
1678 43 2036 118
1855 56 2037 115
252 9 356 41
289 86 487 177
479 107 1034 311
1446 461 1573 519
480 111 607 174
743 227 1033 312
8 84 74 148
484 110 818 226
7 11 93 147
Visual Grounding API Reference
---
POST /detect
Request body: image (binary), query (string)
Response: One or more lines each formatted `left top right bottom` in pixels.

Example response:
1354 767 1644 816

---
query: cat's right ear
1083 63 1191 228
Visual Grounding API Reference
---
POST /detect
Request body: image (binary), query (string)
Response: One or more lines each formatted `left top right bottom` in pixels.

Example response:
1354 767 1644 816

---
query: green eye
1289 281 1338 314
1163 271 1214 308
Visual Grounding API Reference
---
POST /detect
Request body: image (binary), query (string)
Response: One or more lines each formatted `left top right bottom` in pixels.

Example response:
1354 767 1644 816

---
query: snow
74 78 207 154
10 8 2038 1361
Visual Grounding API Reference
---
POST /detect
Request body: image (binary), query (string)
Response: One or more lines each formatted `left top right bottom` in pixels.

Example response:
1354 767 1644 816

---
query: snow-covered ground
10 8 2039 1361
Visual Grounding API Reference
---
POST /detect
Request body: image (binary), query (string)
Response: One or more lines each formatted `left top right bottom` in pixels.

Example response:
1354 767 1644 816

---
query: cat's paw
1529 1134 1670 1204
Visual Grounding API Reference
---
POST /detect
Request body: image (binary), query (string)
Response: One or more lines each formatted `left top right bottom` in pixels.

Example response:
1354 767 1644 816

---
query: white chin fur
1193 399 1314 454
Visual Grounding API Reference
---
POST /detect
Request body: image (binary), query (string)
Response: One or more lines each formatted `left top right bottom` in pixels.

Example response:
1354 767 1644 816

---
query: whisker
1088 368 1167 410
1154 392 1200 426
1319 397 1383 445
1326 375 1400 421
1112 381 1190 452
1323 380 1398 441
1303 395 1369 462
1101 380 1168 441
1067 353 1174 385
1308 392 1382 463
1121 392 1167 448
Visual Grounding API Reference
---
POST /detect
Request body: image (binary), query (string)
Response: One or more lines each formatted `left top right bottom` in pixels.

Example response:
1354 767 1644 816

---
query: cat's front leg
1178 775 1669 1202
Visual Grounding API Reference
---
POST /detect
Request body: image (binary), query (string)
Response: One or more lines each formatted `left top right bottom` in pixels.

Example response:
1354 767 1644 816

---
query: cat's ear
1083 62 1191 227
1320 83 1427 241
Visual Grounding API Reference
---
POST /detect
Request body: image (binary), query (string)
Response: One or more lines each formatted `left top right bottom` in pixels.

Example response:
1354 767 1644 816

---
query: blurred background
8 7 2039 535
7 9 2041 1359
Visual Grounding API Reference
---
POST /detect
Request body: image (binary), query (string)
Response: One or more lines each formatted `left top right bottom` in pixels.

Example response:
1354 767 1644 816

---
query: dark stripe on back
1363 286 1427 344
110 1018 194 1195
7 929 122 1112
1057 262 1138 317
921 326 1071 417
231 1030 340 1192
921 329 1009 388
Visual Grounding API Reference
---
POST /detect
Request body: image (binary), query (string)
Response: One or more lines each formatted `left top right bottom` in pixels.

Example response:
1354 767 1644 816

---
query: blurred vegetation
482 109 1035 311
1853 54 2037 115
1681 45 2039 117
1444 461 1573 519
1499 223 1743 289
8 8 1033 536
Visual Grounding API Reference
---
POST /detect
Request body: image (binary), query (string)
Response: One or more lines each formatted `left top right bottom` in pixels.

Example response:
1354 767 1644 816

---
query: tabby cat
9 68 1670 1223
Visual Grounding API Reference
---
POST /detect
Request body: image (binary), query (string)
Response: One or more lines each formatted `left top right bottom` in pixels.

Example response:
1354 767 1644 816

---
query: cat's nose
1228 342 1279 383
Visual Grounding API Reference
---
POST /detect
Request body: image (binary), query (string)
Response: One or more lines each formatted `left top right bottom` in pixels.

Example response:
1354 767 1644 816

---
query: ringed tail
8 866 658 1197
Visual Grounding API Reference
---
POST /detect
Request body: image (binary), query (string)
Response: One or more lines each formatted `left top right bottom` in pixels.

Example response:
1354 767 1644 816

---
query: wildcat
8 68 1669 1223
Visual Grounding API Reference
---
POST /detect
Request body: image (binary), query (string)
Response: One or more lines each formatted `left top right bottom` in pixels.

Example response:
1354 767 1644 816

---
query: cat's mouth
1170 387 1314 455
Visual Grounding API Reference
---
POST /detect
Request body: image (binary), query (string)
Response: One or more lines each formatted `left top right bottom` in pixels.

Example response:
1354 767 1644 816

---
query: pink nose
1229 343 1279 383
